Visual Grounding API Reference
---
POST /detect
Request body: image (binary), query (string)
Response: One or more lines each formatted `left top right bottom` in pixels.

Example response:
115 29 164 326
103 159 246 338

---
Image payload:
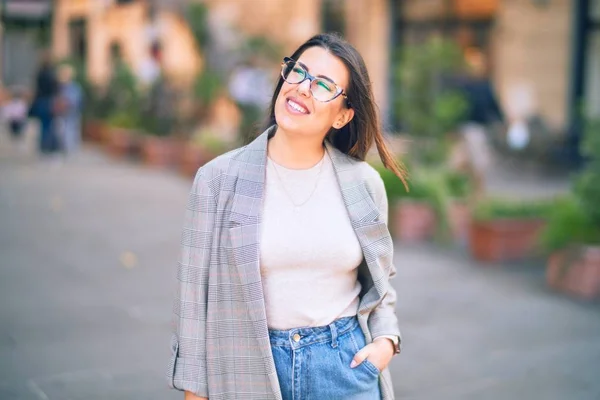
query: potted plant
542 118 600 299
180 127 232 177
378 165 443 242
541 196 600 299
138 78 182 167
104 110 143 159
140 133 182 168
100 56 143 157
469 198 553 263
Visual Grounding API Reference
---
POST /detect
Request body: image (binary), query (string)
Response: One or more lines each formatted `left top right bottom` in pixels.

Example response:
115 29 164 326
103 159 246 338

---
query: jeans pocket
362 359 381 376
348 327 380 379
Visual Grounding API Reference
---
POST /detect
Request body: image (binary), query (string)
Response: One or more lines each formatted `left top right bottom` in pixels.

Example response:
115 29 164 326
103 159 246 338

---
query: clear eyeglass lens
282 60 338 102
311 79 335 101
283 61 305 83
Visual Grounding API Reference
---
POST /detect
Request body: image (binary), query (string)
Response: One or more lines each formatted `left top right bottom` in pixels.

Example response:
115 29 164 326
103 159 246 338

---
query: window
321 0 345 36
586 0 600 117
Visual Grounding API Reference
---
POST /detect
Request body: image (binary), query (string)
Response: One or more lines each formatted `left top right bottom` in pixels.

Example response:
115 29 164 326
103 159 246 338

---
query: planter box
141 136 183 167
448 199 471 245
547 246 600 300
392 200 436 242
179 145 218 177
82 119 106 143
105 127 141 159
469 218 546 263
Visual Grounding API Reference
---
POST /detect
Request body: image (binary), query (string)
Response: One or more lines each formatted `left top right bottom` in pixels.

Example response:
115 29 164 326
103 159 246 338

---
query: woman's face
274 46 354 138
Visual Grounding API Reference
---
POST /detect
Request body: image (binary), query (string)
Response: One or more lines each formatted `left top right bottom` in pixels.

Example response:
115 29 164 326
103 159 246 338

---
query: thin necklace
270 153 326 211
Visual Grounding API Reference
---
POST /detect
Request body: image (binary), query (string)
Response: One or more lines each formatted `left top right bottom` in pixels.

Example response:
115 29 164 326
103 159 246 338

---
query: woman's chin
275 115 302 133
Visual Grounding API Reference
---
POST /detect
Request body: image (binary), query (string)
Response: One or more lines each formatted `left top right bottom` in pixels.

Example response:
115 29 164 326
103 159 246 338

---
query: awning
2 0 52 22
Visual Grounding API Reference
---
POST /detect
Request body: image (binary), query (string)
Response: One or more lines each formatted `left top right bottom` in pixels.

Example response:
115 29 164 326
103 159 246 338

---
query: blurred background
1 0 599 399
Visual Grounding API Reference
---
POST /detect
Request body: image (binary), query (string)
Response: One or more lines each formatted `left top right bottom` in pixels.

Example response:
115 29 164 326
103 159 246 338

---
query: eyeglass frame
280 57 352 108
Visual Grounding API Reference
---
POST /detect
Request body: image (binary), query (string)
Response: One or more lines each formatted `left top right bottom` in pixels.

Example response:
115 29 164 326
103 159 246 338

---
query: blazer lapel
325 141 391 307
227 128 281 396
228 127 271 307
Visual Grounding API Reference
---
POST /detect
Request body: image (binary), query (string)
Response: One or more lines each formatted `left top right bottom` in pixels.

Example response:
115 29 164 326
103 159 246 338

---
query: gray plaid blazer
168 127 402 400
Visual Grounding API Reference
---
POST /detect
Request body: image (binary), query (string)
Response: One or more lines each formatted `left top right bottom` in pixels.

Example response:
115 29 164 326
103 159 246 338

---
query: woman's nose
297 79 312 98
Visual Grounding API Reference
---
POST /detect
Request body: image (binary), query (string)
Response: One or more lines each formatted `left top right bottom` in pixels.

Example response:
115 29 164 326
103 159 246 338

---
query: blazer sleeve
367 170 403 354
167 167 217 397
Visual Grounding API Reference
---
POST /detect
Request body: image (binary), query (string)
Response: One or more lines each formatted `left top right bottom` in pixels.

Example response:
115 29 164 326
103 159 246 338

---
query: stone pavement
0 128 599 400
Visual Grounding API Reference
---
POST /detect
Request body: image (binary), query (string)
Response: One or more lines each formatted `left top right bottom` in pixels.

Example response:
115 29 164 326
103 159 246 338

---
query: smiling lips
286 98 310 115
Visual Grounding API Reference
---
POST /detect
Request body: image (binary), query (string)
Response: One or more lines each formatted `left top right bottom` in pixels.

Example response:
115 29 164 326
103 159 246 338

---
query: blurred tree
574 118 600 223
394 37 469 166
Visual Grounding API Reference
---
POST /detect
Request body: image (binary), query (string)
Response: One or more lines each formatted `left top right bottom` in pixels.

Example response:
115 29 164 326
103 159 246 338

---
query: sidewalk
0 128 598 400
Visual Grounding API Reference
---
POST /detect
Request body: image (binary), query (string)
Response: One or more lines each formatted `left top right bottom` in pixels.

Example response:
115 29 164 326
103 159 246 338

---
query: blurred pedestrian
3 87 28 145
55 64 83 155
29 51 60 155
448 48 505 197
169 33 406 400
228 56 272 143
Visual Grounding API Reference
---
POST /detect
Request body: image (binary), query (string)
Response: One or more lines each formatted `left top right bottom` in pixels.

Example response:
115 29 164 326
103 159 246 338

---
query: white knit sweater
259 152 365 330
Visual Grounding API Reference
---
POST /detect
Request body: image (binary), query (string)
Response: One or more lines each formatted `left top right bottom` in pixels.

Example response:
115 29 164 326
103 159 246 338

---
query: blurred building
0 0 53 87
43 0 600 137
393 0 599 162
51 0 201 86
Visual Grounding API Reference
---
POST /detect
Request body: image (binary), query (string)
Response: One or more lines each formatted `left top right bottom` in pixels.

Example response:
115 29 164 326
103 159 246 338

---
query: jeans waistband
268 316 358 350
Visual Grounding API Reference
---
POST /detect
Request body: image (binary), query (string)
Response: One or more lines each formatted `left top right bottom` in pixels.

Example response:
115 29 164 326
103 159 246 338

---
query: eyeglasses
280 57 351 107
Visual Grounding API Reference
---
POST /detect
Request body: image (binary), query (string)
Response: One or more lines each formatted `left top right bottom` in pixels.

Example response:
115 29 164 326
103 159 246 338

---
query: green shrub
376 164 409 203
106 111 141 130
191 127 231 154
573 118 600 223
473 198 554 222
394 37 469 166
444 171 471 198
539 118 600 252
540 196 600 252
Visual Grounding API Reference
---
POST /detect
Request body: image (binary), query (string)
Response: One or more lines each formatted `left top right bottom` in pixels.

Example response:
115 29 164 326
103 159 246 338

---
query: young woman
168 33 407 400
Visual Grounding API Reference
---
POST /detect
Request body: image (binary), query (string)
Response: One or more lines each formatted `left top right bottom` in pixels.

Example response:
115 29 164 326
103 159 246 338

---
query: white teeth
288 100 308 114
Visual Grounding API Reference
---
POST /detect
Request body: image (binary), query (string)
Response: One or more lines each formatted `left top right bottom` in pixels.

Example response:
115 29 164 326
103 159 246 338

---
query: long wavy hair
263 32 408 188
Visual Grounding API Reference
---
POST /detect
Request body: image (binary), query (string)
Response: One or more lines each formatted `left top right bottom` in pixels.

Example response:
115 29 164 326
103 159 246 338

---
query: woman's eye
317 80 333 92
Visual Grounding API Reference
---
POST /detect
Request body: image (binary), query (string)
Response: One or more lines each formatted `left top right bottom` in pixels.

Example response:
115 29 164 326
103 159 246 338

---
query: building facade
49 0 598 137
52 0 201 86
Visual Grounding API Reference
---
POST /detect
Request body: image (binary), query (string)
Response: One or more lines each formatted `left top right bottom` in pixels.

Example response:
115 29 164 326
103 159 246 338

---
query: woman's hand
350 337 395 372
184 391 207 400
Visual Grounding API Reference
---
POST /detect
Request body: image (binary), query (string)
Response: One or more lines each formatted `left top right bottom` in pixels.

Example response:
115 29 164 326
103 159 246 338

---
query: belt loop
329 321 338 348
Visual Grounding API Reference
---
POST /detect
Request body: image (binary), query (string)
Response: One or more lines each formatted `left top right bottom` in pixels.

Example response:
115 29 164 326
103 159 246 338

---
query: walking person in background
55 64 83 156
168 33 406 400
3 87 29 151
228 56 272 143
449 47 505 197
29 51 60 156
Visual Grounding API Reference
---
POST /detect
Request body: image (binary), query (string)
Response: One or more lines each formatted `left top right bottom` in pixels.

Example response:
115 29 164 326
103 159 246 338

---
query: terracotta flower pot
447 199 471 245
469 218 546 263
547 246 600 300
106 127 140 159
392 200 436 242
179 145 217 177
141 136 182 167
82 119 106 143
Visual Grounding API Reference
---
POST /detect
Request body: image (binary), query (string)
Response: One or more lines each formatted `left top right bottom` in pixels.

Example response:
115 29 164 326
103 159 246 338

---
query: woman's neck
267 127 326 169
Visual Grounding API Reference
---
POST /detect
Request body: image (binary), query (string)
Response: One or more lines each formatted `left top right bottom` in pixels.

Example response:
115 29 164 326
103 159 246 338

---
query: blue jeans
269 316 382 400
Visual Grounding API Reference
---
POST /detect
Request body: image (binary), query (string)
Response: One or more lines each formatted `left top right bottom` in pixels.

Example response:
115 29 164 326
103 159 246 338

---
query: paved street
1 128 599 400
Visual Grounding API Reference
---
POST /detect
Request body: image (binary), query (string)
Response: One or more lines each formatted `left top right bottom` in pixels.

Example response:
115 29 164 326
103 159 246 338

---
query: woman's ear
333 108 355 129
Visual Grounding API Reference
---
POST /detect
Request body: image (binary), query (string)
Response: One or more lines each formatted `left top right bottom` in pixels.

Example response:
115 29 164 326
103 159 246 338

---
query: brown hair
263 33 408 189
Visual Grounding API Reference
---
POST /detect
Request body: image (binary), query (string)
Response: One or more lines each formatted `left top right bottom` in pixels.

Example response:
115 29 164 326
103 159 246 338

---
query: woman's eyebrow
298 61 336 83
